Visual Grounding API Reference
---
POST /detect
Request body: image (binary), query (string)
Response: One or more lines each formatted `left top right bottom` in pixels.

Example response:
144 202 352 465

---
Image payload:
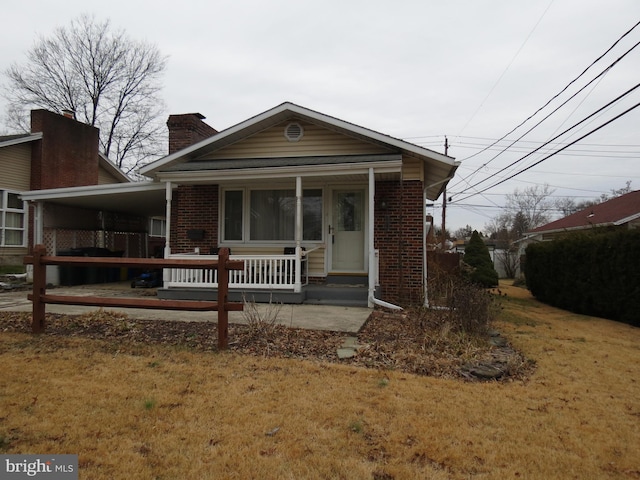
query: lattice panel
42 228 97 254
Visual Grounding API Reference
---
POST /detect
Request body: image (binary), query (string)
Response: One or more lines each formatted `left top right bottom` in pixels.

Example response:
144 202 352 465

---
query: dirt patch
0 301 533 382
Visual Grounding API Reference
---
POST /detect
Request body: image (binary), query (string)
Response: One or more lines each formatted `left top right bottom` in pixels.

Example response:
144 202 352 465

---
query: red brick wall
375 179 425 305
167 113 217 154
30 109 100 190
170 185 219 253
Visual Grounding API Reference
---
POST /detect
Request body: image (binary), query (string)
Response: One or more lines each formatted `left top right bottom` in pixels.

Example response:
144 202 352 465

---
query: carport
20 182 170 284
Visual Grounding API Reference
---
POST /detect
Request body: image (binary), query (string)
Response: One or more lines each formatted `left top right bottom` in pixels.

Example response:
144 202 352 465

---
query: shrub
463 231 499 287
427 272 497 336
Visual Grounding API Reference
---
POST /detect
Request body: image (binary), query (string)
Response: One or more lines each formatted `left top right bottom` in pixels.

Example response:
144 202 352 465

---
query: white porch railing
165 254 308 291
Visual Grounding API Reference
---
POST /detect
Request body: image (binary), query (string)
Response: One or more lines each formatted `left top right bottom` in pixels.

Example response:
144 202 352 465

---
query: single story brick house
139 102 459 307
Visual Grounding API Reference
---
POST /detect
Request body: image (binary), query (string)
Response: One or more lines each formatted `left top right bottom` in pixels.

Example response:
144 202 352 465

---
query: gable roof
140 102 459 200
528 190 640 235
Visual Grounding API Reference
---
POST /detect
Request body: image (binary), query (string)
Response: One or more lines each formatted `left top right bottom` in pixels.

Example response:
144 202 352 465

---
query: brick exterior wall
30 109 100 190
167 113 217 155
170 185 219 253
375 179 425 305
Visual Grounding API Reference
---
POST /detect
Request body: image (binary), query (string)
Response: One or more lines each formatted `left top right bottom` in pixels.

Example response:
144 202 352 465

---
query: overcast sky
1 0 639 232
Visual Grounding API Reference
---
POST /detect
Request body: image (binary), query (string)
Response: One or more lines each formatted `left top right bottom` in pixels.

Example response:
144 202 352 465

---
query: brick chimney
167 113 217 155
30 109 100 190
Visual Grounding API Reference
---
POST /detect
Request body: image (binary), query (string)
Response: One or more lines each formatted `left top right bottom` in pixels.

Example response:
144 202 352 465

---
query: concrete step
303 284 368 307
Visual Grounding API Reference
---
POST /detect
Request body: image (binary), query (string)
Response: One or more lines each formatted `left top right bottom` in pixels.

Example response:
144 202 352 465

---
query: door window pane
336 192 363 232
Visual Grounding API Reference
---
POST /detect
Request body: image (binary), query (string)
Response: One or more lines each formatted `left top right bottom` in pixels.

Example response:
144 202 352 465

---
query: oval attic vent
284 122 304 142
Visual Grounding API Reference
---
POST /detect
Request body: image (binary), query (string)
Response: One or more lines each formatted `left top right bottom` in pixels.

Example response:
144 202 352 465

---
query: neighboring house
0 109 131 269
517 189 640 259
139 102 459 307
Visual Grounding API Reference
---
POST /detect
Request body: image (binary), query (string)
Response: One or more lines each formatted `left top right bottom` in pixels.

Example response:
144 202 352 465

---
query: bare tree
555 181 633 216
504 184 555 230
485 184 555 244
2 14 167 174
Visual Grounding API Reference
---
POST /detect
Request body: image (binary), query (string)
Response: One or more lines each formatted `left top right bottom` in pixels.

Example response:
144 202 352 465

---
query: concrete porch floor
0 283 371 334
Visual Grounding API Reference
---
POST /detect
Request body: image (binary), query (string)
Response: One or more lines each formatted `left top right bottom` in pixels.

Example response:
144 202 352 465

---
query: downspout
368 167 403 311
424 175 455 309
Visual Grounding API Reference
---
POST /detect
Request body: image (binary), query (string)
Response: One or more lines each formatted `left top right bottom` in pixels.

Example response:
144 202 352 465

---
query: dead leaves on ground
0 308 533 381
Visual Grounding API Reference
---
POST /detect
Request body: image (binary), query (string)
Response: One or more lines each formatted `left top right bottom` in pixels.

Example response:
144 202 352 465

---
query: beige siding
202 121 393 160
306 247 326 276
402 156 423 181
98 166 122 185
0 144 31 191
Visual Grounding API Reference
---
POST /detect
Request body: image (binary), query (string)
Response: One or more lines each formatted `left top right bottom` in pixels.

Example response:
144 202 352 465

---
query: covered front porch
157 161 394 307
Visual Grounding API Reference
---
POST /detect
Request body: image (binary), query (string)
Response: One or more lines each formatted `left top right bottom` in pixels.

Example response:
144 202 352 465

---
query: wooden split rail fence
24 245 244 349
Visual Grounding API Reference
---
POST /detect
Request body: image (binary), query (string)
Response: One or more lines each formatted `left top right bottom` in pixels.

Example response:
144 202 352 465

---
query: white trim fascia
614 212 640 225
20 181 167 202
140 102 456 176
528 223 617 236
98 152 131 183
155 160 403 183
0 133 43 148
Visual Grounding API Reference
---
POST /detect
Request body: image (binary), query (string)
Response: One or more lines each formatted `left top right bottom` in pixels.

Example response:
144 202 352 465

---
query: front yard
0 282 638 479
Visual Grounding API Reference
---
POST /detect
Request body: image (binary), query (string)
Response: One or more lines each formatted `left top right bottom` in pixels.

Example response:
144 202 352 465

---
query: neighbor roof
140 102 459 200
528 190 640 234
0 133 43 148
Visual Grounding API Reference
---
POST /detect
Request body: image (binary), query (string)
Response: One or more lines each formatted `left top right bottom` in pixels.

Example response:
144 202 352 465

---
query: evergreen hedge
525 227 640 326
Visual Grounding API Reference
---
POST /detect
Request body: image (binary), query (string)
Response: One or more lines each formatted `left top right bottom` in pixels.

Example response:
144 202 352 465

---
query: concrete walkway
0 284 371 334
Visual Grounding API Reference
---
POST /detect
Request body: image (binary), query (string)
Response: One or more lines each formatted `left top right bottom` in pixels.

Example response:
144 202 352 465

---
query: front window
0 191 27 247
223 188 322 242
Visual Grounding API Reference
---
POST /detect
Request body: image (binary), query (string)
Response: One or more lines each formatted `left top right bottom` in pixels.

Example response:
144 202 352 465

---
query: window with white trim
0 190 27 247
149 217 166 237
222 188 322 242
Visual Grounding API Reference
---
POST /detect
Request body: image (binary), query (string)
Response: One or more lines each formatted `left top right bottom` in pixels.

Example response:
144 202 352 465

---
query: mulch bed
0 308 534 382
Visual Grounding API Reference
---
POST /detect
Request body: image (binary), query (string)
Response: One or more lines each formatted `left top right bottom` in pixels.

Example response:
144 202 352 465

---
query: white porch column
163 182 172 284
164 181 172 258
33 201 44 246
294 176 302 293
27 201 45 283
368 168 375 308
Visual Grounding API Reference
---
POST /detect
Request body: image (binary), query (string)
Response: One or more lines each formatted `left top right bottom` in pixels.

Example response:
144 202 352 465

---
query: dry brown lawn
1 281 639 479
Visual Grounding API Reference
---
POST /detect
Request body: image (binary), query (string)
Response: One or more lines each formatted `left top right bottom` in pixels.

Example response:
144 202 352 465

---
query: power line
449 20 640 190
455 0 555 139
452 81 640 197
450 99 640 203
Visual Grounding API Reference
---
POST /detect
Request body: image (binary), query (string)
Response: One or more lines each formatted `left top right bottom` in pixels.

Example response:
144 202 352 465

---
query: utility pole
441 136 448 250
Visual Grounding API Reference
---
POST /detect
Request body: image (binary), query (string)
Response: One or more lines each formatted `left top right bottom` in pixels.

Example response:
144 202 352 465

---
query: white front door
330 189 365 272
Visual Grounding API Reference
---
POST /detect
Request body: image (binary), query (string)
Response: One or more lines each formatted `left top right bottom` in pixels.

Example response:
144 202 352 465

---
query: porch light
378 197 389 210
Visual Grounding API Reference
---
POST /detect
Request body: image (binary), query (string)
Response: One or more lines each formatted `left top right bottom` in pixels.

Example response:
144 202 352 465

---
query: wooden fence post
31 244 47 333
217 247 230 349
